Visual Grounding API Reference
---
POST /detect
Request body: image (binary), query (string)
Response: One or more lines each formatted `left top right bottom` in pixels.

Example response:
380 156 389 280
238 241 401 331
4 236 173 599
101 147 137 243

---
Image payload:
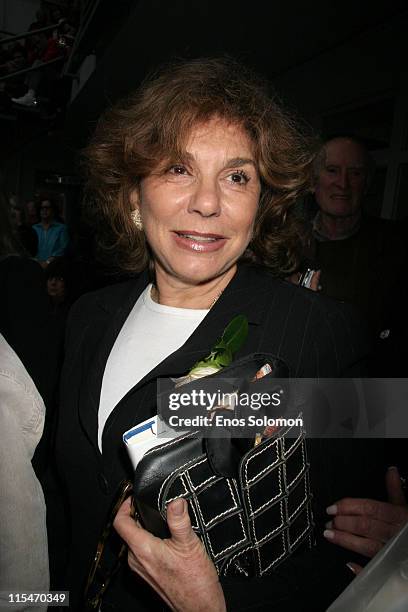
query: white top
98 284 208 451
0 334 49 605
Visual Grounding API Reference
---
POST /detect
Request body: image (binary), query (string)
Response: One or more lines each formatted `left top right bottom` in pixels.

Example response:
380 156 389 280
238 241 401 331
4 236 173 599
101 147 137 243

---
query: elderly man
309 136 405 343
313 136 372 238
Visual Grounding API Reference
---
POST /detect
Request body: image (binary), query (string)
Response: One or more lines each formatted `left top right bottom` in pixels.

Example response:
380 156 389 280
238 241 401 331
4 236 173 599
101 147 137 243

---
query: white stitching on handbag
247 465 284 517
289 511 312 551
149 406 313 577
195 478 239 528
222 545 253 574
257 531 287 575
251 508 285 546
287 476 308 521
158 456 204 512
165 474 189 505
243 415 303 487
250 496 285 545
146 431 199 458
244 437 281 485
282 427 303 457
244 441 283 518
205 512 248 559
188 497 200 530
286 442 307 491
185 457 217 491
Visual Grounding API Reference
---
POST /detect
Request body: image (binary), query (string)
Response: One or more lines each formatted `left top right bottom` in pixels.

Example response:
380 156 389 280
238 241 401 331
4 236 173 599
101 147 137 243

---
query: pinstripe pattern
56 263 373 611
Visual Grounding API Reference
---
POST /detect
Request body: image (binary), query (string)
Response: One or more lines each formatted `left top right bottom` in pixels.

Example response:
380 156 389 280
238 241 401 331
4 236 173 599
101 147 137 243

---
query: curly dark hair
83 57 317 276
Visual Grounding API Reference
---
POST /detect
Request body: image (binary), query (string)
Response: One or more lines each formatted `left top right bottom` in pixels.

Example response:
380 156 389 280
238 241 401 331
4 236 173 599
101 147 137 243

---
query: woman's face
132 118 261 288
47 277 65 301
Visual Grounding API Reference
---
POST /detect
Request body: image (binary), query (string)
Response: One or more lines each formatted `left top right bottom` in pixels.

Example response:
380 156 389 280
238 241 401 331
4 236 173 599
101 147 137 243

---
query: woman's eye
169 165 189 175
228 170 250 184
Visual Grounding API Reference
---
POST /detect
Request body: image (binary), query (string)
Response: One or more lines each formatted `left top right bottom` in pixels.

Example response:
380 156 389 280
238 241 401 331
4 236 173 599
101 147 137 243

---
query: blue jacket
33 221 69 261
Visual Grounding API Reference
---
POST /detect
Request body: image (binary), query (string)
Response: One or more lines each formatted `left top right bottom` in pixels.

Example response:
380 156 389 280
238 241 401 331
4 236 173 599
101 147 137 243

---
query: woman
45 257 75 317
55 58 405 610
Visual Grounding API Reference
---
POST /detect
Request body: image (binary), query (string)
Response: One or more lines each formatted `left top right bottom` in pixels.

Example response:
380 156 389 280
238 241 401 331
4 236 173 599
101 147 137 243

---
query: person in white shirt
0 334 49 610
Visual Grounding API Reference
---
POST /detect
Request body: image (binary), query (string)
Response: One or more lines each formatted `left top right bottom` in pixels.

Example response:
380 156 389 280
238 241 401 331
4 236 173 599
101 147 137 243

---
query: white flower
173 364 221 388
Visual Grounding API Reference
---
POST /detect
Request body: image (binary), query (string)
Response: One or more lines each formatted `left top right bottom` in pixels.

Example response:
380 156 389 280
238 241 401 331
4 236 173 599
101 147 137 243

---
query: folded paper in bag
123 416 175 470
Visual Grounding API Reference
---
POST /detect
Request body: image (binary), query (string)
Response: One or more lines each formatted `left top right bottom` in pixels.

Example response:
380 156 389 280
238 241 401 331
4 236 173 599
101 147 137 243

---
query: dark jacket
55 264 386 611
0 255 62 408
312 215 406 337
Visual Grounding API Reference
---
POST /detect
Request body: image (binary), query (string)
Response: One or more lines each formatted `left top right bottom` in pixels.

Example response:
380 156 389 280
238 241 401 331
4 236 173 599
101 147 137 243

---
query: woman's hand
114 497 226 612
324 467 408 562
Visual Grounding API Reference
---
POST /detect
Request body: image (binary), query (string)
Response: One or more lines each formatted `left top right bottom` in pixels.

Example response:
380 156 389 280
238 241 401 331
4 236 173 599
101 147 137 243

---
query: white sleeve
0 370 49 610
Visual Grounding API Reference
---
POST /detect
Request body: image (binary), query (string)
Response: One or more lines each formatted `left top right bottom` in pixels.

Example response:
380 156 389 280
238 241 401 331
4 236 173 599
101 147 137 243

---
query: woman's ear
129 187 140 211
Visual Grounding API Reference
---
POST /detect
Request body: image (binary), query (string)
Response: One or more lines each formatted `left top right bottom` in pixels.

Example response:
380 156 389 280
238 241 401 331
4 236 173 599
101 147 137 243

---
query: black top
0 255 63 408
313 215 405 335
55 264 387 611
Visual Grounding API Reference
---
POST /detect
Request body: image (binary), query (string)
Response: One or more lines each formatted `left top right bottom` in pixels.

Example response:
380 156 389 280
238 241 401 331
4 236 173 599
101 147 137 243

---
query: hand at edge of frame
324 466 408 561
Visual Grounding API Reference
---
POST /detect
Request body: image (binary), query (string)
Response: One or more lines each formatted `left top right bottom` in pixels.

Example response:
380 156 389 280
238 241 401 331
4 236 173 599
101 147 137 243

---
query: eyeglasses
84 480 136 610
40 205 52 210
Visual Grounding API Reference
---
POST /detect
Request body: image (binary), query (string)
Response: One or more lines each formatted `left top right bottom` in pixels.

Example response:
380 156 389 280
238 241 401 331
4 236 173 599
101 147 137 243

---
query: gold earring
131 209 143 231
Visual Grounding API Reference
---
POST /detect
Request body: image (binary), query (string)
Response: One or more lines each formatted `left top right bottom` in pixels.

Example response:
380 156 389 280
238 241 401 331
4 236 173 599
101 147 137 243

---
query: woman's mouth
173 231 227 252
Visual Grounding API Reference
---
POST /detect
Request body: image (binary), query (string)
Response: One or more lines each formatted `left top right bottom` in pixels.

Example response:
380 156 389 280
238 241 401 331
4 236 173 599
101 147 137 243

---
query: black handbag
133 353 315 578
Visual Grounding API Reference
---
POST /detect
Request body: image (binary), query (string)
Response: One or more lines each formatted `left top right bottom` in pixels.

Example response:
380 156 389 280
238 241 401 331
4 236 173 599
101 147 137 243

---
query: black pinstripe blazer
55 264 386 611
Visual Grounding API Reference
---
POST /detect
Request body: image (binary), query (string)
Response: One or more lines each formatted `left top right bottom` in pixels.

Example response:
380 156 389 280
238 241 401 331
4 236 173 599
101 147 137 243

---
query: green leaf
186 315 248 376
214 347 233 367
213 339 228 351
220 315 248 354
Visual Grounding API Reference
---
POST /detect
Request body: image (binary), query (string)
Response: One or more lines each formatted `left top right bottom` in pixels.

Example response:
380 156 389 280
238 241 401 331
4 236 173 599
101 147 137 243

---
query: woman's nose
187 177 221 217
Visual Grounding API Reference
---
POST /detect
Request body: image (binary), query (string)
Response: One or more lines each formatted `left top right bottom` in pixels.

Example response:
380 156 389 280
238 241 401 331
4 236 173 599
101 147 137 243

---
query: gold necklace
151 285 224 309
208 290 224 309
